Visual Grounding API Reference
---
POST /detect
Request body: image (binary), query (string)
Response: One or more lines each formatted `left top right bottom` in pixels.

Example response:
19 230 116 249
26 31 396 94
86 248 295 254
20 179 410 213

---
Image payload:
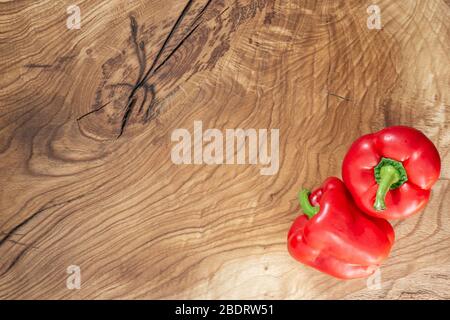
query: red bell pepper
287 177 394 279
342 126 441 219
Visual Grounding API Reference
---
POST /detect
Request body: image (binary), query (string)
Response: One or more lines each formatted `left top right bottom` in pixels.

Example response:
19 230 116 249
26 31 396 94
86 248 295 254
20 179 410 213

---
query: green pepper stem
374 165 400 211
298 189 320 219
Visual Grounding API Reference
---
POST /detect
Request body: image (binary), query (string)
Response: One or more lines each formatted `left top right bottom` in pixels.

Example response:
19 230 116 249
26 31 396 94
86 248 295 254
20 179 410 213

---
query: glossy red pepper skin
287 177 394 279
342 126 441 220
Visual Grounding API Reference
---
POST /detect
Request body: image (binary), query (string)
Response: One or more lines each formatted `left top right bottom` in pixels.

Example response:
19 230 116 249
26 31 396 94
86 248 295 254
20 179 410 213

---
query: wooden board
0 0 449 299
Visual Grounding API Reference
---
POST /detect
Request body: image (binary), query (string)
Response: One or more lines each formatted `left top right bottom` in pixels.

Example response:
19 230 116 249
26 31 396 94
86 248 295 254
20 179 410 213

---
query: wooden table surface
0 0 449 299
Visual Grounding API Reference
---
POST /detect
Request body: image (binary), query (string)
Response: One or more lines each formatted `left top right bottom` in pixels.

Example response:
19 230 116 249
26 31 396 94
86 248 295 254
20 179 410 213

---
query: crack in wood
0 195 85 275
0 208 46 248
77 101 110 122
118 97 137 138
84 0 214 138
24 55 77 70
189 0 213 30
0 238 42 276
328 92 352 101
5 239 39 249
154 22 201 74
117 0 199 138
140 0 196 85
0 195 84 249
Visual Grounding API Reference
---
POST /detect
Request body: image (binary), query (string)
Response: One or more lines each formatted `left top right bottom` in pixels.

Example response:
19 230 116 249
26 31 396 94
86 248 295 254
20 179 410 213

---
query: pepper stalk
373 157 408 211
298 189 320 219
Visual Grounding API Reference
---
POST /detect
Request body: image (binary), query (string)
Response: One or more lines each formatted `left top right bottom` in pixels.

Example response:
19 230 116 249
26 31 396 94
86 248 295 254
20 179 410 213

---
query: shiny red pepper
342 126 441 220
287 177 394 279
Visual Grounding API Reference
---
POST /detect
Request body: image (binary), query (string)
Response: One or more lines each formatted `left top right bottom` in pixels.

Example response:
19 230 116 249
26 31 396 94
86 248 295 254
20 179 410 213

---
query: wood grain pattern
0 0 449 299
